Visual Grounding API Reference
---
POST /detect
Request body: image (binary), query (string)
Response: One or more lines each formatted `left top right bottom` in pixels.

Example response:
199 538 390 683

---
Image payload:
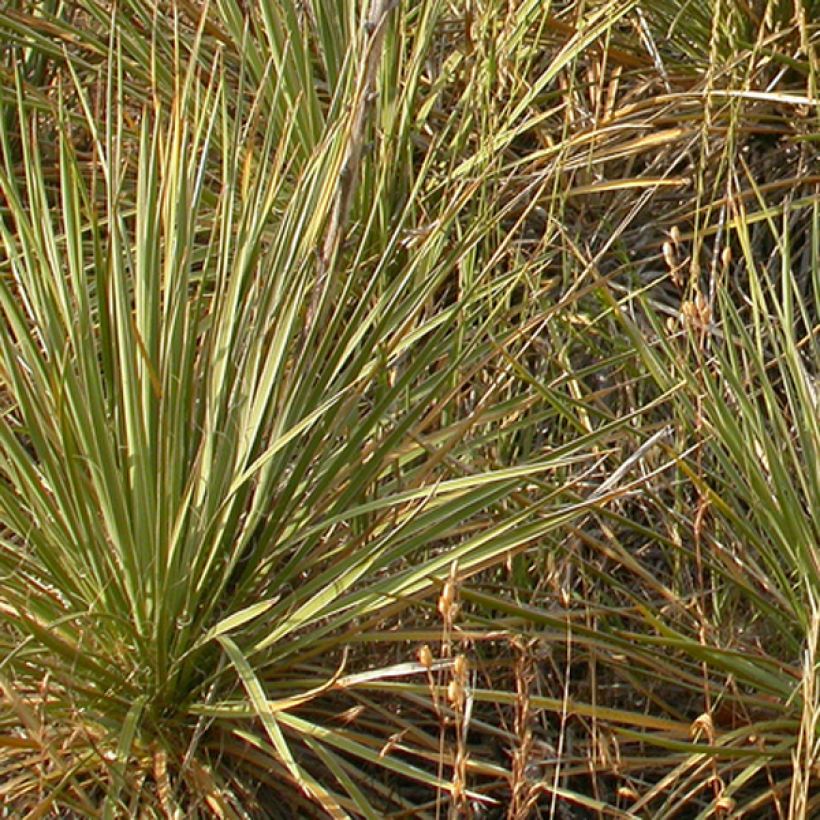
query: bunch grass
0 0 818 817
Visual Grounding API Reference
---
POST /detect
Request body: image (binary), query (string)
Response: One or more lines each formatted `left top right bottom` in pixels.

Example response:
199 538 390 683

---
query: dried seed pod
662 240 678 272
695 292 711 324
690 712 715 741
418 644 433 670
453 654 468 680
680 294 711 333
438 578 457 619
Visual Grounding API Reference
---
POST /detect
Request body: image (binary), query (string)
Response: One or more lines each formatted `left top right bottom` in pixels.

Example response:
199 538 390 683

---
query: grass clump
0 0 818 817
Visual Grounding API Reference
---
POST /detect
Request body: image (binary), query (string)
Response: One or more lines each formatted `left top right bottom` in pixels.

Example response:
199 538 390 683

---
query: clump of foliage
0 1 817 817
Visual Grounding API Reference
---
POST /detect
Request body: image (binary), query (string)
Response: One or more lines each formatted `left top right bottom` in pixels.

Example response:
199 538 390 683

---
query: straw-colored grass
0 1 817 817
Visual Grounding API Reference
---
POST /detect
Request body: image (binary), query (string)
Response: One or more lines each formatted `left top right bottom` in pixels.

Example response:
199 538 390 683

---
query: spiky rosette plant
0 3 626 815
